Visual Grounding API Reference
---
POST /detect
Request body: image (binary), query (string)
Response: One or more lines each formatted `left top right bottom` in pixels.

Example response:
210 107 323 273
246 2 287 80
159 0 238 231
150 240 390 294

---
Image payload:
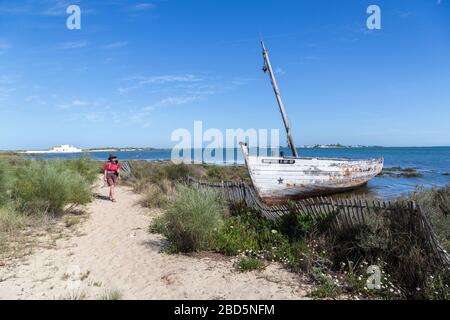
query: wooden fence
187 176 450 269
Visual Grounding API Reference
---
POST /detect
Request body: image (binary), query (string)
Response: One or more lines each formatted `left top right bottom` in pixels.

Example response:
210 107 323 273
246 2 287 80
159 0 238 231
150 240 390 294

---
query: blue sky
0 0 449 150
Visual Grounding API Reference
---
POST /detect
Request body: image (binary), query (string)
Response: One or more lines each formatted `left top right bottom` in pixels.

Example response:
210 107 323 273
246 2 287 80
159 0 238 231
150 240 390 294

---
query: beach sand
0 178 311 300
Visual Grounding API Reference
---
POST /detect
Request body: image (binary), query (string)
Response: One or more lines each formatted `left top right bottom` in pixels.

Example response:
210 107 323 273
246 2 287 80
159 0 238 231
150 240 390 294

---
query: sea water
27 147 450 199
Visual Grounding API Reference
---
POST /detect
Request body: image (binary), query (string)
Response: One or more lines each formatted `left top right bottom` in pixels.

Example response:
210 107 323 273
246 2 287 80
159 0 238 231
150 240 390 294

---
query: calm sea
27 147 450 199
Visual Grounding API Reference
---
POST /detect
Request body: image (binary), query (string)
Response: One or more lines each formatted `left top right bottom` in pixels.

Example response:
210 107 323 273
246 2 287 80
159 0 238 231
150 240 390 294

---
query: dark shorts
106 173 118 186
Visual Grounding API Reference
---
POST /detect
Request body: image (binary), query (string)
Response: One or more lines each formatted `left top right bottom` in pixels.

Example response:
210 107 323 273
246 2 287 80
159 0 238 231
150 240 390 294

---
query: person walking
104 154 120 202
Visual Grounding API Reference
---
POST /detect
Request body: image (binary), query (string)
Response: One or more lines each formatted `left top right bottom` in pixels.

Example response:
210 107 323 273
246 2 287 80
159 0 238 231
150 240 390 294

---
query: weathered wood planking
240 143 383 204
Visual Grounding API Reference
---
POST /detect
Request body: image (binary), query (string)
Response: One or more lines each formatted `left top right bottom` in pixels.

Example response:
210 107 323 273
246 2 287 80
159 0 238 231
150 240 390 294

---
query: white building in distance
48 145 82 153
24 145 83 154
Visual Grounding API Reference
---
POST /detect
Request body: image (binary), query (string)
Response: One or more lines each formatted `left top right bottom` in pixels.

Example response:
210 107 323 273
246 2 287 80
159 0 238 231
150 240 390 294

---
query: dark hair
108 154 117 161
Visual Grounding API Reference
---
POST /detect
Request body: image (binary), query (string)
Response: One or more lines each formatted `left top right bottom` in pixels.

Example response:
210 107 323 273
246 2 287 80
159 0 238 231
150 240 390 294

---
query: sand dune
0 179 311 300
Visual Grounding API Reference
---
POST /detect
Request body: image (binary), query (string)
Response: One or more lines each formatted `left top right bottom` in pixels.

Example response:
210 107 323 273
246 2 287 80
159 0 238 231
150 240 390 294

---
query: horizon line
2 145 450 152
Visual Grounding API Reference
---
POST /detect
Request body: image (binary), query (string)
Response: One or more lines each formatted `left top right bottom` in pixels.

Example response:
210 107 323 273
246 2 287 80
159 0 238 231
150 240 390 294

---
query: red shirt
105 162 120 172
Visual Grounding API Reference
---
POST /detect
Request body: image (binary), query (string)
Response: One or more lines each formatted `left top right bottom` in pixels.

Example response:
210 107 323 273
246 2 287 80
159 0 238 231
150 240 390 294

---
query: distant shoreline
2 145 450 154
6 147 169 154
83 147 167 152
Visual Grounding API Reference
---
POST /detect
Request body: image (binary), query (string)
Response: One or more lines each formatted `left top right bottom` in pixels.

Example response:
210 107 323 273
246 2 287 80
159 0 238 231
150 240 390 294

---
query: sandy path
0 179 311 300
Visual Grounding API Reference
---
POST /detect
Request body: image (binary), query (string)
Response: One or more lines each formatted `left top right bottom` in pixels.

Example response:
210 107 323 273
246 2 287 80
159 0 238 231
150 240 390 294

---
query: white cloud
118 74 203 94
72 99 88 106
119 74 253 128
135 74 202 85
103 41 128 49
0 1 93 16
142 105 155 112
57 99 90 109
130 3 155 11
42 0 76 16
59 41 88 49
128 95 199 127
129 111 150 123
157 96 200 107
117 87 137 94
230 77 256 86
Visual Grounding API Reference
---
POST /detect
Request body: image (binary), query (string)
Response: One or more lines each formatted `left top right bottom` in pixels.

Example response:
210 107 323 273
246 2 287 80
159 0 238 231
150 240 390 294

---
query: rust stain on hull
240 143 384 204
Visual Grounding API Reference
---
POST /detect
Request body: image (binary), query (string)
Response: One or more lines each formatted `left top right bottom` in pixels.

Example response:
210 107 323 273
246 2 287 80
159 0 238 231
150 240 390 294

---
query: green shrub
202 165 250 183
0 159 15 206
132 178 149 194
237 257 265 272
422 272 450 300
0 207 26 232
59 156 100 185
278 209 315 241
150 185 226 252
164 163 191 181
413 185 450 251
149 215 167 235
132 162 191 183
274 240 310 270
13 161 92 215
214 216 260 255
207 166 223 178
140 185 169 209
330 213 390 266
128 162 191 193
307 268 342 299
214 211 287 256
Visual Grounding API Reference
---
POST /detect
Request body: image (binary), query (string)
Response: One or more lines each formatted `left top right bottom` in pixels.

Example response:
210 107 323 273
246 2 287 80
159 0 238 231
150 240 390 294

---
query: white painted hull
240 144 383 204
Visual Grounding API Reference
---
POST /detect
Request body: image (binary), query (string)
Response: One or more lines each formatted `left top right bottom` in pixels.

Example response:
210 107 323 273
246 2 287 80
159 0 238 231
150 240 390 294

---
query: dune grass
131 161 450 300
150 185 227 253
0 207 27 233
14 161 92 215
124 161 250 192
237 257 265 272
127 162 191 193
412 185 450 252
148 182 450 299
100 289 123 300
0 155 98 258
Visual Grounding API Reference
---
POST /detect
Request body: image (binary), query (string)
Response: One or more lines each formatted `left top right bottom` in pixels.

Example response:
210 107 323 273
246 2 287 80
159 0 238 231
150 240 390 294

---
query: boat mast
261 41 299 157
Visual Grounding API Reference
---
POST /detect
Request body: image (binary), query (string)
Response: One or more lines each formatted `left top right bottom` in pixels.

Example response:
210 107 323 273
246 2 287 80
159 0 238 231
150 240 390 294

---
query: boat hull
240 144 383 204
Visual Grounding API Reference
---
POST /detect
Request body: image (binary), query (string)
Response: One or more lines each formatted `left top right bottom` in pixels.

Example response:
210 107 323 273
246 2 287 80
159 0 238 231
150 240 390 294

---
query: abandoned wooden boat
240 42 384 203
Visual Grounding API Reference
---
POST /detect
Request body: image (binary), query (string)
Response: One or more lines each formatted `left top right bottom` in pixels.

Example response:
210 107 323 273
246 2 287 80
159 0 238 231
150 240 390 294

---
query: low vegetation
150 185 227 252
237 257 265 272
14 161 92 215
123 161 250 195
100 289 123 300
138 159 450 300
0 155 99 260
306 268 342 299
139 184 171 209
412 185 450 252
